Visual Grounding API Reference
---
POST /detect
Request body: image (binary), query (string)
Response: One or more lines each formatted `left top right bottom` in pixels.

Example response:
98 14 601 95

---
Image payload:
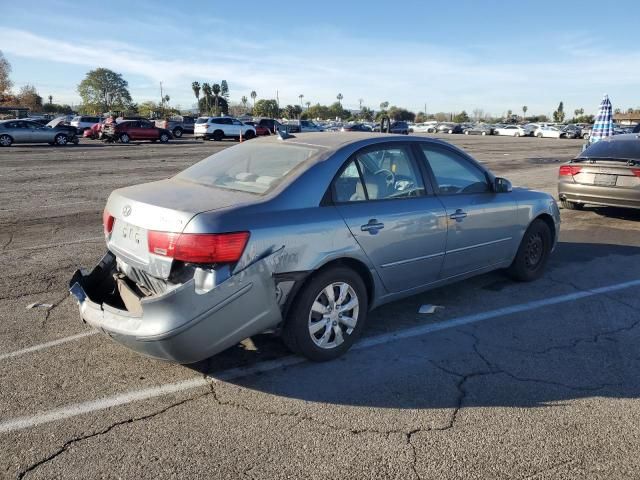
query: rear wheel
282 267 368 361
0 134 12 147
448 129 453 134
481 131 487 136
54 133 68 146
244 130 255 140
212 130 224 141
119 133 130 144
560 199 583 210
159 132 170 143
172 127 183 138
537 133 543 138
506 219 552 282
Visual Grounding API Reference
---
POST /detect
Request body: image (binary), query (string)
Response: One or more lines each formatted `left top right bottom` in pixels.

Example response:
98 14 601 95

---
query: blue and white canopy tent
589 94 614 143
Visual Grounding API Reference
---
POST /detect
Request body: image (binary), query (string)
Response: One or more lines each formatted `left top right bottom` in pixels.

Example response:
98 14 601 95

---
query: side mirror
494 177 512 193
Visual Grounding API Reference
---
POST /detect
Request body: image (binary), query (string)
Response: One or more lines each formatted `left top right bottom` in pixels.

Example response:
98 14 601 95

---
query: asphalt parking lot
1 134 639 479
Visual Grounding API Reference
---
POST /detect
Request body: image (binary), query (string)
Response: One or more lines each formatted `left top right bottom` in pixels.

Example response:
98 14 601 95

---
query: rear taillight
631 168 640 177
147 231 250 264
103 209 114 236
559 165 582 176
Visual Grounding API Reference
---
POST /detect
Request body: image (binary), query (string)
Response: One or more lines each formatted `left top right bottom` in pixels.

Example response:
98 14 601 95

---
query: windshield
176 142 320 194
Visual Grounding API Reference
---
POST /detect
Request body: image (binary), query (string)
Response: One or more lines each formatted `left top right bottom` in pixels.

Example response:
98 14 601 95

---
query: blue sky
2 0 639 116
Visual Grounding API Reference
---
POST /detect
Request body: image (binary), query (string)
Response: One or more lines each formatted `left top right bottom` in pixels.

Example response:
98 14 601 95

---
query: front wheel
119 133 130 144
537 133 543 138
172 127 183 138
54 133 68 146
282 267 368 361
212 130 224 141
0 134 13 147
506 219 552 282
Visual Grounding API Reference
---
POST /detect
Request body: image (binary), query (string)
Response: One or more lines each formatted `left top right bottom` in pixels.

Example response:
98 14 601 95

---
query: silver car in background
70 133 560 363
558 134 640 210
0 118 79 146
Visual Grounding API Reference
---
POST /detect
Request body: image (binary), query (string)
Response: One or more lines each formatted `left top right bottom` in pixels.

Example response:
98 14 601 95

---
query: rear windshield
577 138 640 162
195 118 209 124
176 142 320 194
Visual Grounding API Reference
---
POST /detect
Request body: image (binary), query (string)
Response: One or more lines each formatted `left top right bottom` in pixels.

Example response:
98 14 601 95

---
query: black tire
560 199 583 210
506 219 552 282
159 132 170 143
282 266 368 361
537 133 543 138
212 130 224 141
244 130 255 140
0 134 13 147
119 133 130 144
172 127 183 138
54 133 68 146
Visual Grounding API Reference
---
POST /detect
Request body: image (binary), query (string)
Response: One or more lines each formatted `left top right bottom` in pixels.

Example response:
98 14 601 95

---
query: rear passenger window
334 160 366 202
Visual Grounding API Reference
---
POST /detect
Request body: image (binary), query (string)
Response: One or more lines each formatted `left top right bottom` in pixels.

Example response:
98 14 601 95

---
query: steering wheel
374 169 395 188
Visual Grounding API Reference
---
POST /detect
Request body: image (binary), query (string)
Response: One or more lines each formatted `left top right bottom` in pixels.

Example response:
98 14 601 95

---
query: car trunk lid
105 178 255 278
568 160 640 189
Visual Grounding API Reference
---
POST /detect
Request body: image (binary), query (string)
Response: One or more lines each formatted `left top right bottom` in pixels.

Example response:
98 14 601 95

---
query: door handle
360 219 385 233
449 209 468 222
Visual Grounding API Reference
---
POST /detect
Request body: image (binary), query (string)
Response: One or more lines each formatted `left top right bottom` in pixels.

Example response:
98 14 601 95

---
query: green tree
220 80 229 101
522 105 528 120
201 83 211 113
253 99 280 118
387 106 416 121
305 101 311 110
138 101 161 118
379 101 389 110
553 101 565 122
0 50 12 101
360 106 374 121
453 110 470 123
298 94 304 107
336 93 343 106
293 105 303 118
192 81 200 108
283 104 296 119
241 95 248 110
77 68 132 113
250 90 257 110
16 84 43 110
212 83 221 114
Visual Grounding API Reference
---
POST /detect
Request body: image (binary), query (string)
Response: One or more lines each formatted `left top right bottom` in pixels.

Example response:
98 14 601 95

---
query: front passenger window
421 146 490 195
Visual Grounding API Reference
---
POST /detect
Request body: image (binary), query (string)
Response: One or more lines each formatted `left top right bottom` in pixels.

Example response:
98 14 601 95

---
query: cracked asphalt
1 134 639 479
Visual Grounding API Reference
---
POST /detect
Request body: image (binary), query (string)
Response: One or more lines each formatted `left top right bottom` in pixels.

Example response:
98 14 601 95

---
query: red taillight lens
559 165 582 176
148 231 250 264
631 168 640 177
103 210 114 236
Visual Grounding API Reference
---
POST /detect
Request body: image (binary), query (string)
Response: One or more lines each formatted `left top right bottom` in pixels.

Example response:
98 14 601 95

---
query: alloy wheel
308 282 359 349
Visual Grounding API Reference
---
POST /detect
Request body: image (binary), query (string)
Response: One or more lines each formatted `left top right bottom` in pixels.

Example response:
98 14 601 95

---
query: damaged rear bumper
69 251 283 363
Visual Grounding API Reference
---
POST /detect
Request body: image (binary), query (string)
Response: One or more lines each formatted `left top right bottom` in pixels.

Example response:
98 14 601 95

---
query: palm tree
241 95 248 110
250 90 257 110
212 83 221 114
48 95 53 105
164 95 170 105
379 101 389 110
305 101 311 110
298 94 304 107
192 82 201 108
336 93 343 106
522 105 528 121
202 83 212 113
358 98 363 110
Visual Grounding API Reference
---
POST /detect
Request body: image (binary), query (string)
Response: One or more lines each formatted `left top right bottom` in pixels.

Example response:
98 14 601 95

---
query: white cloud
2 26 639 115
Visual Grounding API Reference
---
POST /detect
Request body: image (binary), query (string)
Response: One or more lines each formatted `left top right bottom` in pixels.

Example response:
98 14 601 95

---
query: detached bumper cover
69 251 283 363
559 182 640 209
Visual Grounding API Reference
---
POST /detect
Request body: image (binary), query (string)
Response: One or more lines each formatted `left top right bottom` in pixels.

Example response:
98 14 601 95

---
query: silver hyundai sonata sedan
70 133 560 363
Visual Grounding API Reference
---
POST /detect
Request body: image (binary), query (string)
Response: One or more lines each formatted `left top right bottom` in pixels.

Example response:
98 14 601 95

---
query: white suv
194 117 256 141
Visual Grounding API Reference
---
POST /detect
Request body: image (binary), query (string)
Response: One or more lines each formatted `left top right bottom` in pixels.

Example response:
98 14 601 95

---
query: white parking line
0 331 99 361
1 278 639 435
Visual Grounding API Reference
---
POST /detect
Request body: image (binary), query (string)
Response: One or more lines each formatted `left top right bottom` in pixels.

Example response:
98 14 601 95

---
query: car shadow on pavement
188 241 640 410
589 206 640 222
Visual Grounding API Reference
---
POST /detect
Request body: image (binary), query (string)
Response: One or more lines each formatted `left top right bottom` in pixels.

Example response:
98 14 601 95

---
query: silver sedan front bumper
69 251 283 363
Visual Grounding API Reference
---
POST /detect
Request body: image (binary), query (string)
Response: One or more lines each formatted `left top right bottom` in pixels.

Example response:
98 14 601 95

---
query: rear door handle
361 219 385 233
449 209 468 222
